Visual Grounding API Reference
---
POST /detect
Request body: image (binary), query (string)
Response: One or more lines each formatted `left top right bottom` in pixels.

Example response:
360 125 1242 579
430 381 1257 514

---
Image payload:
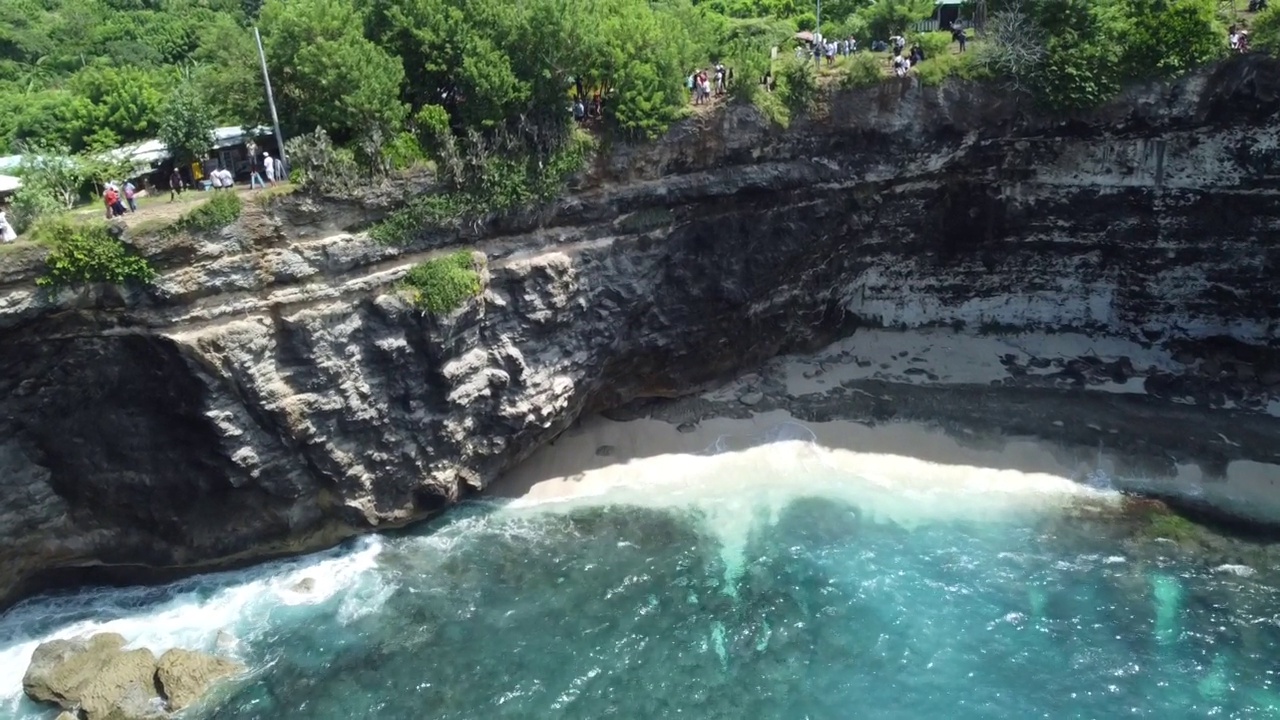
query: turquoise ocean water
2 426 1279 719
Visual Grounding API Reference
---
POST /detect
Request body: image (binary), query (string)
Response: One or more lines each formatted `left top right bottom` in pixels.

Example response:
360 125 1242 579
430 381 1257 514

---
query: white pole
254 27 288 172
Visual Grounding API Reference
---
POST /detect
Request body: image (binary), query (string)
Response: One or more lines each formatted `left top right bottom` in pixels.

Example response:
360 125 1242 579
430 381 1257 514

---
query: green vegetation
779 59 819 114
370 129 595 245
400 250 484 314
0 0 1240 227
1140 510 1205 545
1252 5 1280 51
172 192 243 233
915 52 988 86
841 54 885 88
980 0 1228 111
34 220 156 289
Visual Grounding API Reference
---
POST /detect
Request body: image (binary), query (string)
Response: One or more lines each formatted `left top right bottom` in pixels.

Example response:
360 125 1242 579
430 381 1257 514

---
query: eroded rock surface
22 634 241 719
0 56 1277 608
154 649 243 711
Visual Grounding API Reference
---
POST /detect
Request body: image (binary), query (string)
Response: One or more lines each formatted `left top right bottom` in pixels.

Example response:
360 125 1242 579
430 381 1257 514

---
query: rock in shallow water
155 648 244 711
22 633 241 719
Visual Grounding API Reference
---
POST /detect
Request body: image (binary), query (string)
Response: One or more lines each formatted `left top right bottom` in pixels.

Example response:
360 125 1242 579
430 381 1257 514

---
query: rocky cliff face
1 56 1278 608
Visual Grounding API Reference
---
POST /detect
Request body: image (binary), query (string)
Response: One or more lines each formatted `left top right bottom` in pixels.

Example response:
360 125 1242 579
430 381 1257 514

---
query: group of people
806 37 860 65
102 181 137 219
1229 25 1251 53
687 64 730 105
165 150 286 201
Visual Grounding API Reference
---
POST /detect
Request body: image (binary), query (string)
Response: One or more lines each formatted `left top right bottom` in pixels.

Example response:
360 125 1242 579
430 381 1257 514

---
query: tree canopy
0 0 1239 161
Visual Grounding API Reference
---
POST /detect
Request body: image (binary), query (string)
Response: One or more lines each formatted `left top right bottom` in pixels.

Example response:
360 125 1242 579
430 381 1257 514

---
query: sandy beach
494 328 1280 525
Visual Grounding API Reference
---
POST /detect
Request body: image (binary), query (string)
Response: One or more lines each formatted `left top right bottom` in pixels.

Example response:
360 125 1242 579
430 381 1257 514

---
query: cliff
1 56 1278 608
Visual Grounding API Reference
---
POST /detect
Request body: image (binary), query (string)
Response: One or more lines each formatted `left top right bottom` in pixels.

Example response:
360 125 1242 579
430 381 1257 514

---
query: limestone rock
55 712 78 720
738 391 764 407
23 633 161 720
155 648 244 712
3 54 1280 611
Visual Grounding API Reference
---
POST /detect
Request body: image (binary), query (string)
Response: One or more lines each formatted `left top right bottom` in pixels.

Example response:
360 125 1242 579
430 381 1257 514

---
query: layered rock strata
0 56 1277 608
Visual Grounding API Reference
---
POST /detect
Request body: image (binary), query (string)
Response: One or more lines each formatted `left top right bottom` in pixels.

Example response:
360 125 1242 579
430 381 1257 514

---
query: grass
170 191 242 234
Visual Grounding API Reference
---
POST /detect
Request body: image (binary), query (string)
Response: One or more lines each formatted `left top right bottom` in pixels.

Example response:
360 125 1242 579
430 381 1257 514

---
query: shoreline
495 328 1280 527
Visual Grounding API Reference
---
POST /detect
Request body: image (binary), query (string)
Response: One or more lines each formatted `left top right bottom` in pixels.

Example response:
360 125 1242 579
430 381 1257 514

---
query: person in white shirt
0 208 16 243
264 152 276 185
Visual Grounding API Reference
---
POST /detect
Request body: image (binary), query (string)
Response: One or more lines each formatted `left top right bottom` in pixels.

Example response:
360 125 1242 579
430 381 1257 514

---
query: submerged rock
23 633 241 719
155 648 244 711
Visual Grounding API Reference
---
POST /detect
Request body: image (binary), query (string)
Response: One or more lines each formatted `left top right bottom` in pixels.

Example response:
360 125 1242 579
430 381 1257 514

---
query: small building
0 174 20 202
915 0 966 32
108 126 274 190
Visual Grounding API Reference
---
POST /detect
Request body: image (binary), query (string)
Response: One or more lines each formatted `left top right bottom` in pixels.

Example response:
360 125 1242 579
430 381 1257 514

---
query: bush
752 88 791 127
415 104 452 152
174 192 242 233
370 129 595 245
841 53 884 88
401 250 483 315
284 127 360 193
778 58 819 115
34 220 156 288
914 52 987 86
1250 4 1280 52
912 31 953 59
382 131 427 171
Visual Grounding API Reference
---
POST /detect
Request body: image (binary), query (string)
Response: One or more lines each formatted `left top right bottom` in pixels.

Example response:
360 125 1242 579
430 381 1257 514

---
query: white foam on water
0 419 1124 717
505 425 1121 525
0 536 388 718
502 421 1121 597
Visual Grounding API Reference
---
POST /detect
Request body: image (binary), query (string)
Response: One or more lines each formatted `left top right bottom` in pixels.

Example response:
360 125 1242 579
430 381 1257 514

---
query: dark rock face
0 56 1277 608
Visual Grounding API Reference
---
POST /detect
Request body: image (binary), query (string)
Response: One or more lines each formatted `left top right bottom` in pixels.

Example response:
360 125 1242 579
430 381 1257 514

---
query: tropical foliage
34 220 156 288
0 0 1238 164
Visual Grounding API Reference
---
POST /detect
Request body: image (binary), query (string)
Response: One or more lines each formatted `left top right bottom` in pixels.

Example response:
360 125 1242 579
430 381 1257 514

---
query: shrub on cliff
284 128 361 194
911 31 954 60
914 52 988 86
401 250 483 315
370 129 596 245
1252 5 1280 53
34 220 156 289
173 192 242 233
841 54 884 89
779 59 818 115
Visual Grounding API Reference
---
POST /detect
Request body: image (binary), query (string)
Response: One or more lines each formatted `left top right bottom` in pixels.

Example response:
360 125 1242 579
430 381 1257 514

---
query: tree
158 82 215 165
10 142 84 232
1254 4 1280 54
1117 0 1225 77
980 0 1048 92
855 0 934 39
259 0 407 141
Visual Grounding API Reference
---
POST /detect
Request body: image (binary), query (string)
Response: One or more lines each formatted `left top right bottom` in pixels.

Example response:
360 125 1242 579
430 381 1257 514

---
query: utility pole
253 26 288 171
814 0 821 63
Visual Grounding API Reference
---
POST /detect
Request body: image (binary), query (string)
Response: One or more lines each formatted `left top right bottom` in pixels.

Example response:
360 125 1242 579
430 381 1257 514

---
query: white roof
103 125 275 167
1 125 269 178
0 175 21 193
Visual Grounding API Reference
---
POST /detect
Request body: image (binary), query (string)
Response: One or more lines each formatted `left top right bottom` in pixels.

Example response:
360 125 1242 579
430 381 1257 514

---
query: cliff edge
0 56 1278 608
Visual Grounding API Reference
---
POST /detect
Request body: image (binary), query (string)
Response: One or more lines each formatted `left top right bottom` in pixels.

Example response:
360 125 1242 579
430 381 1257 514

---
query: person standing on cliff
169 167 185 202
0 206 16 243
